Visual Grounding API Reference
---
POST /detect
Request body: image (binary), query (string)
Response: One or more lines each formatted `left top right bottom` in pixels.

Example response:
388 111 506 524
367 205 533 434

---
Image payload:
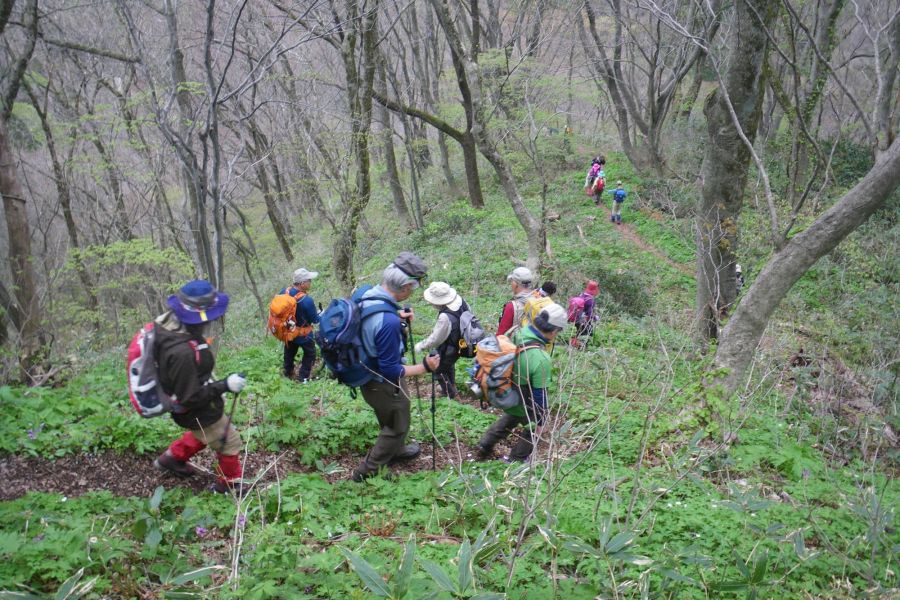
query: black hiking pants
478 386 545 461
284 338 316 380
435 353 459 399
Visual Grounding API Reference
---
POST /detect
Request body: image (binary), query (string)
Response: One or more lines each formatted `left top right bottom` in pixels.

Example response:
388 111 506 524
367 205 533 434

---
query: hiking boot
154 451 197 478
350 469 396 483
389 443 421 464
211 479 244 494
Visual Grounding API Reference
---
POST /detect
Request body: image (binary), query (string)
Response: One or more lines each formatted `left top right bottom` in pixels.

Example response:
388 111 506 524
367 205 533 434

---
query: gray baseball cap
392 252 428 279
292 268 319 284
507 266 534 285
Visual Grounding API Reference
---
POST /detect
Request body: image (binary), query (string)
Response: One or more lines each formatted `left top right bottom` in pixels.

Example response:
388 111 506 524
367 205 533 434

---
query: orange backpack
474 335 542 409
268 291 313 343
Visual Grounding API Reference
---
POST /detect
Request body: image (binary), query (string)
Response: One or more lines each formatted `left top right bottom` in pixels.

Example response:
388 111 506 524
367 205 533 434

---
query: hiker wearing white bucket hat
416 281 474 400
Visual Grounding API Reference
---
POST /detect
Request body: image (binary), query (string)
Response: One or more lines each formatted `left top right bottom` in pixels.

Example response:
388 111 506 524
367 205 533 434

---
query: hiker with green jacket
477 303 568 462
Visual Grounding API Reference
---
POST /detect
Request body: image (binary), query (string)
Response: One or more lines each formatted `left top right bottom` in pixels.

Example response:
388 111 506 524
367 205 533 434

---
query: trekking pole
403 305 423 400
430 363 437 471
221 376 244 445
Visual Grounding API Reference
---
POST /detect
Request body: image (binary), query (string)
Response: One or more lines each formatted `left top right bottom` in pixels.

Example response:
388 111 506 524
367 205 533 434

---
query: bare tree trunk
333 0 379 292
377 103 415 228
22 82 100 322
249 125 294 261
90 137 134 241
716 138 900 392
695 0 776 342
0 119 41 375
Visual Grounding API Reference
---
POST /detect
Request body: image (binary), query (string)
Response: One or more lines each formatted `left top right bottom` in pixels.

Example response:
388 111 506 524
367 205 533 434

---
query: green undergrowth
1 160 897 598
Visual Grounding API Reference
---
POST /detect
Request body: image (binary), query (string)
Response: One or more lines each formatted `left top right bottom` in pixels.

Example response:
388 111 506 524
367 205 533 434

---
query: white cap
539 303 569 329
293 268 319 284
423 281 458 306
506 267 534 286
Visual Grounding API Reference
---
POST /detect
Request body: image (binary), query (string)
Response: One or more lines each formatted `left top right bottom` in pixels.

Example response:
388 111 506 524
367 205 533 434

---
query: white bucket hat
423 281 458 306
506 267 534 286
539 303 569 329
293 268 319 284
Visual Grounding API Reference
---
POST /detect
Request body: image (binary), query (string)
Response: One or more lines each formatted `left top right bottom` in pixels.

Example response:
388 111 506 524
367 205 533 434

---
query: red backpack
566 295 586 323
127 322 200 418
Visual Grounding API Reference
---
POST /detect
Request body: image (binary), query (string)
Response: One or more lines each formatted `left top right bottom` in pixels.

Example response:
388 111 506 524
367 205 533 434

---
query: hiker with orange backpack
475 303 568 462
277 268 320 382
151 280 247 494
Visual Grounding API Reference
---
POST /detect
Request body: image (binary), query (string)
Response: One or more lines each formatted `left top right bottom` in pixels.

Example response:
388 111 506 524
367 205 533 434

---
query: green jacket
506 326 552 417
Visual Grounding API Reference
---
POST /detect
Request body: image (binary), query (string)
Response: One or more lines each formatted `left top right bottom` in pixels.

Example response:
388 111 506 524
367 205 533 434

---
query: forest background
0 0 897 597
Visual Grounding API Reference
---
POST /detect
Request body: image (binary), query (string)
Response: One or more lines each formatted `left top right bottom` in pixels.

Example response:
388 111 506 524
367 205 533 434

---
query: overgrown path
0 441 488 501
615 216 694 278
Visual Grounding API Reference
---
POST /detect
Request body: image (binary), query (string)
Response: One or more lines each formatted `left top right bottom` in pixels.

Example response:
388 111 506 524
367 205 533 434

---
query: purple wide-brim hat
166 280 230 324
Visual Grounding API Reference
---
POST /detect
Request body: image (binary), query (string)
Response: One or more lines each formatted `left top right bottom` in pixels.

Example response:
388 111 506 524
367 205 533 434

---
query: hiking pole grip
221 373 244 445
403 305 422 400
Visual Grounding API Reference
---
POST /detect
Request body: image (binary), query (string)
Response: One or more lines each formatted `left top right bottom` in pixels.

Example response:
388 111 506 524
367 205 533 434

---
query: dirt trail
614 216 694 278
0 440 499 501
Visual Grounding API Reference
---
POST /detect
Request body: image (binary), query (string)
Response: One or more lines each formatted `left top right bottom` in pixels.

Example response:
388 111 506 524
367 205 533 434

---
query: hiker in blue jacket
351 253 441 482
610 181 627 223
281 268 320 382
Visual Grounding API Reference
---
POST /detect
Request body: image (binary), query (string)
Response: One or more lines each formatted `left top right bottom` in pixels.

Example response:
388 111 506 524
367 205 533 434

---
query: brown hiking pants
355 378 410 477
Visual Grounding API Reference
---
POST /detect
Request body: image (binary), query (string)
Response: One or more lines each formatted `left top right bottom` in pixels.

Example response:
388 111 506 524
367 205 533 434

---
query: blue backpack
316 285 398 388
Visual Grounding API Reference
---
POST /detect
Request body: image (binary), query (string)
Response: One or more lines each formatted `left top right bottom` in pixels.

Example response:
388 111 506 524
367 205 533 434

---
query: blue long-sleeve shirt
360 285 405 383
281 287 320 343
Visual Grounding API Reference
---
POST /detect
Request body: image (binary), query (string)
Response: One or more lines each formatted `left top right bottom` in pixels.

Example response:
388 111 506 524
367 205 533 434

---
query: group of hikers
136 253 603 493
130 155 622 493
584 155 628 223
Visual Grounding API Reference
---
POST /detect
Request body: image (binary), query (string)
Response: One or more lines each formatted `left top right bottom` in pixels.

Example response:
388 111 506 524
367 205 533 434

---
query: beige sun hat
423 281 458 306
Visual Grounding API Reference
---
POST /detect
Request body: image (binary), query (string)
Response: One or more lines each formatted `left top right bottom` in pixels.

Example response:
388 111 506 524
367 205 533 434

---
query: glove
414 342 424 354
226 373 247 393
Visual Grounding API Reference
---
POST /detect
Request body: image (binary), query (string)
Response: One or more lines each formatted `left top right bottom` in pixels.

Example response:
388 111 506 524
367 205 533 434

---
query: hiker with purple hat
152 280 247 494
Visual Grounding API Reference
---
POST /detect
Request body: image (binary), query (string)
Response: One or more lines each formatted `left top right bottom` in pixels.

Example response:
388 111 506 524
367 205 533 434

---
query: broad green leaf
149 486 164 510
54 569 84 600
750 551 768 584
562 538 601 558
470 593 507 600
458 538 474 594
338 548 391 598
605 531 635 554
660 569 697 584
393 535 416 598
420 559 457 594
168 565 226 586
145 528 163 549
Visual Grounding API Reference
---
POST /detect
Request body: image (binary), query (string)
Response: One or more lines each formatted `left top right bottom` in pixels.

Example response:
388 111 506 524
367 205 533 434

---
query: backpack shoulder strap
359 298 399 319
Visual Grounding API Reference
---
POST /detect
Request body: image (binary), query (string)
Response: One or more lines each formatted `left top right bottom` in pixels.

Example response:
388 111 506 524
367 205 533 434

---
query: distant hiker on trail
476 303 568 462
610 180 627 224
280 268 320 383
350 253 440 482
415 281 473 400
152 280 247 494
497 267 534 336
584 156 606 204
568 280 599 347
